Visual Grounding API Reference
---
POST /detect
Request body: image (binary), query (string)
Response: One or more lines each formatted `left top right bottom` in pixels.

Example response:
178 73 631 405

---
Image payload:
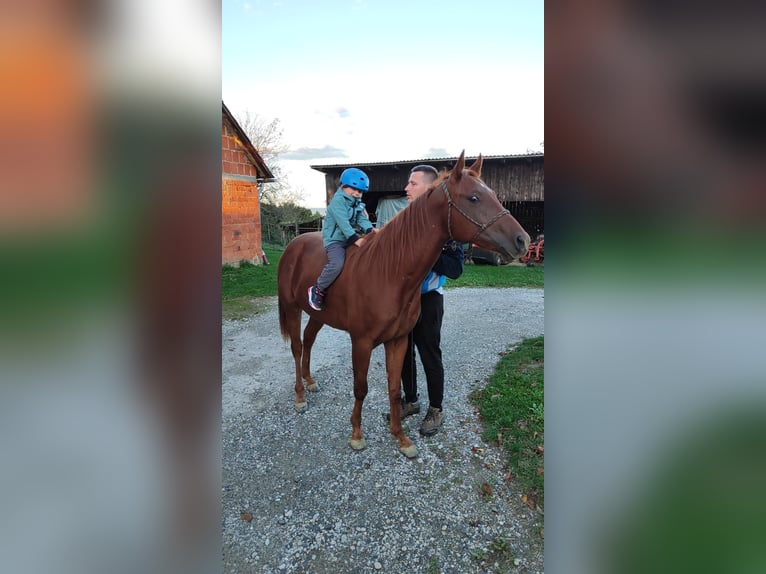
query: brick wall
222 177 262 265
222 121 260 178
222 117 264 265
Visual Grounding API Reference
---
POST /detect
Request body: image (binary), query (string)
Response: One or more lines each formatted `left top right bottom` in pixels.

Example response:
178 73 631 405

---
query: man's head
405 164 438 203
339 168 369 198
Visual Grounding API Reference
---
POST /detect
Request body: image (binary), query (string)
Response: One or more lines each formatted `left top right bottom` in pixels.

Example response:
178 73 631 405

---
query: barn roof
310 152 543 173
222 101 275 181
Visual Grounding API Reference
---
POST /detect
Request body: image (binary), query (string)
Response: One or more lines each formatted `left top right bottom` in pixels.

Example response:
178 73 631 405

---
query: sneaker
308 285 325 310
419 406 444 436
384 398 421 422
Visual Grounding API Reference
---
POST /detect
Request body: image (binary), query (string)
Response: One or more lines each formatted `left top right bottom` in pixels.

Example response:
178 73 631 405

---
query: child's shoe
308 285 325 310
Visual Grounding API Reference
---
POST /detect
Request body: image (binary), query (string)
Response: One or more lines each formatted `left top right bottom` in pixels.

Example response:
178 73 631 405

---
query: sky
223 0 543 209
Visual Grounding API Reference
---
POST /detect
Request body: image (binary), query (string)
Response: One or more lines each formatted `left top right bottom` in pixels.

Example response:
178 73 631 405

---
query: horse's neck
415 187 451 254
381 189 450 289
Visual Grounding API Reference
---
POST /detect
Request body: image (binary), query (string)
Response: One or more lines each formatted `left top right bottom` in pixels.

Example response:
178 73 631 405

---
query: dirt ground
222 288 545 573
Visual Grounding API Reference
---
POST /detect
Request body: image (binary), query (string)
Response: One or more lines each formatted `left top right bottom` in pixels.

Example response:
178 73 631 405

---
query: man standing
384 164 464 436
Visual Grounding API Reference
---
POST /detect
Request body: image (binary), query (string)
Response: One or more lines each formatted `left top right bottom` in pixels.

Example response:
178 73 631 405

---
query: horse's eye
469 195 479 203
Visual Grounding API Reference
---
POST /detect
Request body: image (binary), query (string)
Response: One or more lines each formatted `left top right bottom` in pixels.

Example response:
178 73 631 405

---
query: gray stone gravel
223 287 544 573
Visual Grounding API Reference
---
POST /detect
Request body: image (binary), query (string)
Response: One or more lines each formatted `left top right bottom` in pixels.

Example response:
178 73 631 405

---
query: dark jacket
421 240 464 293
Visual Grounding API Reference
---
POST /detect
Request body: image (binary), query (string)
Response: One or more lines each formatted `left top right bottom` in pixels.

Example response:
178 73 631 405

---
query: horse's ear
450 150 466 182
468 154 483 177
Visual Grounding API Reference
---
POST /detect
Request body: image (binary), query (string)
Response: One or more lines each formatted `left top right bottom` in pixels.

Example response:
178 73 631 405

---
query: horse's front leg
348 339 373 451
384 336 418 458
301 318 323 392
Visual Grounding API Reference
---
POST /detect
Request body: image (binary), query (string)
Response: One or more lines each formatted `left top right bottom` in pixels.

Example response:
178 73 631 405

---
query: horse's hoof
399 444 418 458
306 382 319 392
294 402 307 413
349 437 367 451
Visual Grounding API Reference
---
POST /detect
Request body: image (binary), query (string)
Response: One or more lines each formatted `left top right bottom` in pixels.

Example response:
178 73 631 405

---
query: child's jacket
322 189 373 247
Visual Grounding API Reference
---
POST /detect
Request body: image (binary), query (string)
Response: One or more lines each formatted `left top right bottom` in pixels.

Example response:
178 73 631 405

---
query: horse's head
440 150 530 259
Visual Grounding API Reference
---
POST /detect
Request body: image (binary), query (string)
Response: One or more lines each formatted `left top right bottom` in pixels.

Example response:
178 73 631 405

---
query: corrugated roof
310 152 543 173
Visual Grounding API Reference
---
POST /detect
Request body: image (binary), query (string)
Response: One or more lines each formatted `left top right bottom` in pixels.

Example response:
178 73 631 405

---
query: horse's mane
354 186 440 280
432 170 450 188
428 168 481 194
348 166 478 279
429 166 480 190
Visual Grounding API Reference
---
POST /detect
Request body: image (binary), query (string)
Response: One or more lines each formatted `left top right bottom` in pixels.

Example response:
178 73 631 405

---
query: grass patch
471 536 517 573
472 336 544 507
222 244 283 317
449 263 543 289
222 297 274 321
222 244 283 298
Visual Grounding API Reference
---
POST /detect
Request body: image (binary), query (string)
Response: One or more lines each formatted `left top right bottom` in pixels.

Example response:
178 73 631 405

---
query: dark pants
402 291 444 410
316 242 347 292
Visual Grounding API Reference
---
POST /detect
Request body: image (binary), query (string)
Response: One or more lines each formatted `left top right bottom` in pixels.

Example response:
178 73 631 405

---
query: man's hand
355 235 366 248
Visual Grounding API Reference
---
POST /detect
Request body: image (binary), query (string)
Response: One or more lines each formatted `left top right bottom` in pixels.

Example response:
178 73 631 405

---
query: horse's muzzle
515 231 531 255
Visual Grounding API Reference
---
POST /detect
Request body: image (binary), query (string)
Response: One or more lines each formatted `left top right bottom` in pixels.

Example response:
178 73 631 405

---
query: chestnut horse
277 151 530 458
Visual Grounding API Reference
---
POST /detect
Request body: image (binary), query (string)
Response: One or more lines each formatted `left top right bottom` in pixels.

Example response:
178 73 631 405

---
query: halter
441 180 510 244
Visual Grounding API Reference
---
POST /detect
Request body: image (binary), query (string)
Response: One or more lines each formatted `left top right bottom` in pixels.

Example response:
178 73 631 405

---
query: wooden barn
310 153 544 238
221 101 275 265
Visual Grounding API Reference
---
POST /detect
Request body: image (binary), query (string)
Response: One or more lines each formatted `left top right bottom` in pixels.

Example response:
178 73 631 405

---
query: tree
260 201 319 246
234 109 304 205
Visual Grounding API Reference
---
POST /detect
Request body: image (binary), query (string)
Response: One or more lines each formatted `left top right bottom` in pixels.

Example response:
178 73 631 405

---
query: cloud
282 145 348 160
423 147 451 158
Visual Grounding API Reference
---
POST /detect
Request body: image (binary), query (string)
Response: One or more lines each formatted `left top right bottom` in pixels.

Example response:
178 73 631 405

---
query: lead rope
441 181 510 243
406 330 415 404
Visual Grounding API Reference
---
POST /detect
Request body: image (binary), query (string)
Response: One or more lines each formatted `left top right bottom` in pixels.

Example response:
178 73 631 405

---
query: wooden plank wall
321 156 543 205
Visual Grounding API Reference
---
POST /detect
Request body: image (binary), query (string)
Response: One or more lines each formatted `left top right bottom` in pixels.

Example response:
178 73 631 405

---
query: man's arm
432 241 464 279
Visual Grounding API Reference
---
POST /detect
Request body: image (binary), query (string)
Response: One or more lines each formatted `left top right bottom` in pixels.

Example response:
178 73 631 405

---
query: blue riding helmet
339 168 370 192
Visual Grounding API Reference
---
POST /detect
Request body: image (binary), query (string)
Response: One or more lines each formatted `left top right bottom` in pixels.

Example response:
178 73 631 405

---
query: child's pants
316 241 347 291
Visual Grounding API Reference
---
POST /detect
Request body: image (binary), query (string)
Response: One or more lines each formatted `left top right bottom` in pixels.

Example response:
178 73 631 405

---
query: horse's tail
276 248 289 342
278 294 290 342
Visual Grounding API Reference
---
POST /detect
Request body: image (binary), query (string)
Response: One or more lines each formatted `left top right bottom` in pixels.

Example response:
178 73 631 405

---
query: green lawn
450 262 544 289
221 244 285 319
471 336 545 508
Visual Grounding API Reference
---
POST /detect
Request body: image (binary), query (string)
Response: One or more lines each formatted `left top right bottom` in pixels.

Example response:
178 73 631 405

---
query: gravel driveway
222 287 544 574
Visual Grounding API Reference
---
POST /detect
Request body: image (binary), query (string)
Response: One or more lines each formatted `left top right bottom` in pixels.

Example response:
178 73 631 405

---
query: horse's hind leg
283 304 308 412
301 318 324 392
